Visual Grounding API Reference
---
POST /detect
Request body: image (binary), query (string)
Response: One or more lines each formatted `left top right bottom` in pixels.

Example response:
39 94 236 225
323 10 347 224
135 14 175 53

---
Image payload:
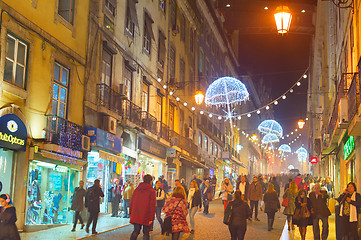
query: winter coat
108 184 122 202
71 187 86 211
123 184 134 200
263 191 280 213
248 182 263 201
129 182 156 225
202 185 213 200
271 181 281 197
309 191 331 218
163 196 190 233
283 189 297 216
188 189 202 209
222 183 233 201
293 196 313 227
225 199 251 227
0 206 20 240
85 185 105 213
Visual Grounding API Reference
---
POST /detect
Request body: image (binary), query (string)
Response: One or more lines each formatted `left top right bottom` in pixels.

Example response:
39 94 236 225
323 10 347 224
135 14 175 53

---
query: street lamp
298 119 305 129
195 90 204 105
274 6 292 34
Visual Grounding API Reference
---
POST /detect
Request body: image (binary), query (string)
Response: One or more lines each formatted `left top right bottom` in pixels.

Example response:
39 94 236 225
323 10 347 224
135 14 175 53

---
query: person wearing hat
108 178 122 217
0 194 20 240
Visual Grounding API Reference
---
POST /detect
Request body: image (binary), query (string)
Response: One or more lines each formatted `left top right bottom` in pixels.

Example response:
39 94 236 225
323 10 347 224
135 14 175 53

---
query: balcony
170 130 198 157
197 115 223 146
348 73 359 121
45 115 84 151
97 83 123 115
141 112 158 135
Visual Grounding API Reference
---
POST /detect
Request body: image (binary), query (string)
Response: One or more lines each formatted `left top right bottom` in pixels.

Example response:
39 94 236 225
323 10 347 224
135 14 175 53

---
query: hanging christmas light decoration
258 120 283 138
262 133 280 144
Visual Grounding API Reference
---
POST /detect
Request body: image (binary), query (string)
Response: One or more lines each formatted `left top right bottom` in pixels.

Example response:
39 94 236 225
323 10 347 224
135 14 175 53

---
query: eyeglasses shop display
26 160 80 225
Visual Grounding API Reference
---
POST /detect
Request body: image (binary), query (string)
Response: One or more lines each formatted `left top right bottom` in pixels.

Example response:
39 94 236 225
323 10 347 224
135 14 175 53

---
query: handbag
293 199 310 220
223 203 233 225
282 198 289 207
162 200 182 235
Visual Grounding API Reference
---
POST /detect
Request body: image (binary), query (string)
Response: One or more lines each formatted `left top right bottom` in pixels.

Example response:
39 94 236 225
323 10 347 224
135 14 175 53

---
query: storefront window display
26 160 80 225
139 154 164 179
0 148 14 195
346 157 356 183
86 151 110 213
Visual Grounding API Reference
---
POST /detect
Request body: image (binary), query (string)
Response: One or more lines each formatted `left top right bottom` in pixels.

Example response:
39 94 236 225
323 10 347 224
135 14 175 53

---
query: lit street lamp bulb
183 102 187 106
257 110 261 114
157 78 162 82
297 82 301 86
163 85 167 89
176 97 180 101
303 74 307 78
191 107 195 111
266 106 270 110
218 116 222 120
169 91 173 95
290 89 294 93
238 116 242 120
282 95 286 99
274 101 278 105
247 113 251 117
200 111 204 115
209 114 213 118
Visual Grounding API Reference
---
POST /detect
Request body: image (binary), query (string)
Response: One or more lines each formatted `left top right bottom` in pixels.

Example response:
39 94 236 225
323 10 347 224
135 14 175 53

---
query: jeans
203 199 209 214
155 206 163 227
111 195 121 216
228 225 247 240
313 215 329 240
123 199 130 217
73 211 83 229
86 211 99 233
189 207 198 229
250 200 259 218
130 223 151 240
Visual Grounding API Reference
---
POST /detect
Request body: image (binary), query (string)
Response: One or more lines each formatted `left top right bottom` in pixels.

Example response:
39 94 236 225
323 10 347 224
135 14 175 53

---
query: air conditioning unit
104 115 117 134
81 135 91 151
339 97 348 128
188 127 193 140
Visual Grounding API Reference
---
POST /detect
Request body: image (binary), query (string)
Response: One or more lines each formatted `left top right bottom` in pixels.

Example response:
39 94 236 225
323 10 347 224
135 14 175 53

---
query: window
199 50 203 73
104 16 114 33
180 58 185 84
198 132 202 148
170 47 176 79
124 67 132 100
4 34 28 88
210 140 213 154
52 62 69 118
126 0 138 37
143 13 155 54
105 0 116 16
160 0 166 13
204 136 208 151
58 0 74 24
141 82 149 112
170 0 177 28
156 94 163 122
180 14 185 42
101 49 112 85
158 31 166 67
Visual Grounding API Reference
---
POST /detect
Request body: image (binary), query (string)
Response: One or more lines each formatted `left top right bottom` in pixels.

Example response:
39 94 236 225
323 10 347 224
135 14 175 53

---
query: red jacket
130 182 156 225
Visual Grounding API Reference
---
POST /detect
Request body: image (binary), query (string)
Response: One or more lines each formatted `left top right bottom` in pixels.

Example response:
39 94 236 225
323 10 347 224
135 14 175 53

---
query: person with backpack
162 186 189 239
224 190 251 240
71 180 86 232
130 174 156 240
84 179 104 235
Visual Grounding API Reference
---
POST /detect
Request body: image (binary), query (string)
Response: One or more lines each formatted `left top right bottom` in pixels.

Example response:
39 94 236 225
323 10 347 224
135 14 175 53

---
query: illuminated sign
344 136 355 160
310 157 318 164
0 114 27 151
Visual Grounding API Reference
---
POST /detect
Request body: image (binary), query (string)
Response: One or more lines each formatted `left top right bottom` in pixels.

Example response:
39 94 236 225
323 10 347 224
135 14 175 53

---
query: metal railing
197 115 223 145
141 111 158 135
97 83 123 115
45 115 84 151
169 130 198 157
122 98 142 126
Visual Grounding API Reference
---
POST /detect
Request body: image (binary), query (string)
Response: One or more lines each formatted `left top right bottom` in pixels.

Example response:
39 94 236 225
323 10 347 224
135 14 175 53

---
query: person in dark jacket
309 183 331 240
71 180 86 232
236 176 249 201
248 177 263 221
337 182 361 240
284 178 292 192
130 174 156 240
85 179 104 235
270 177 281 197
187 180 202 234
108 179 122 217
201 180 213 214
191 174 202 190
263 183 281 231
293 189 312 240
225 190 251 240
0 194 20 240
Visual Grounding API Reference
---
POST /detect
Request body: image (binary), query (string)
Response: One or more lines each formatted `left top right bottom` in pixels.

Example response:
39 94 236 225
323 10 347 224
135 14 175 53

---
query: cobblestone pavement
86 199 285 240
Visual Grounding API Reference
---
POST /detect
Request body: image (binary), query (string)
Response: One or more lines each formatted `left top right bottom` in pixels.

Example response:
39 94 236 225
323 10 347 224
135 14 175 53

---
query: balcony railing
45 115 84 151
157 121 170 141
170 130 198 157
197 115 223 145
97 83 123 115
348 73 359 121
142 112 158 135
122 98 142 126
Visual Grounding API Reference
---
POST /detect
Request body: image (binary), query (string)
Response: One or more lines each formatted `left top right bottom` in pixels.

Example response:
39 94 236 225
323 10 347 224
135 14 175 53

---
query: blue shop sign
86 127 121 153
0 114 27 151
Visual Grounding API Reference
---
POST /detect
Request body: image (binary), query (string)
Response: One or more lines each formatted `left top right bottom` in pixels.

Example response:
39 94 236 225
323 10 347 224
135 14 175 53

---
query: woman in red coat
163 186 190 240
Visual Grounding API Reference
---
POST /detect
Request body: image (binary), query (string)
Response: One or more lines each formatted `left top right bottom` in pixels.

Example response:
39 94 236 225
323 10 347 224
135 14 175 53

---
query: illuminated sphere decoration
278 144 291 153
258 120 283 138
205 77 249 107
262 133 280 144
296 147 308 162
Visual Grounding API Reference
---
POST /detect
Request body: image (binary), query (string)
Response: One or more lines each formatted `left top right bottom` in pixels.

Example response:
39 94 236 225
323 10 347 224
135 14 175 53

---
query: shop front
344 135 356 183
86 127 123 213
138 137 167 179
0 113 28 197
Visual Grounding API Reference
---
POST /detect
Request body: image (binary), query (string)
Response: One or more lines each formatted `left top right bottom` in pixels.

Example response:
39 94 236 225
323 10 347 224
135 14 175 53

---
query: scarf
340 192 358 222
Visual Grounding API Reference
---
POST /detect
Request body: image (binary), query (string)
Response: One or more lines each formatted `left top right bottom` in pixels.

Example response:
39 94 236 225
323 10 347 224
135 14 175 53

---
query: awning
321 144 339 159
33 151 86 171
180 155 209 169
144 12 155 40
127 0 139 27
99 150 125 164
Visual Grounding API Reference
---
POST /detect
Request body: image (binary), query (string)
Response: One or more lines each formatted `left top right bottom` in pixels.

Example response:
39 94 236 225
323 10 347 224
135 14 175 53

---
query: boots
268 219 272 231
